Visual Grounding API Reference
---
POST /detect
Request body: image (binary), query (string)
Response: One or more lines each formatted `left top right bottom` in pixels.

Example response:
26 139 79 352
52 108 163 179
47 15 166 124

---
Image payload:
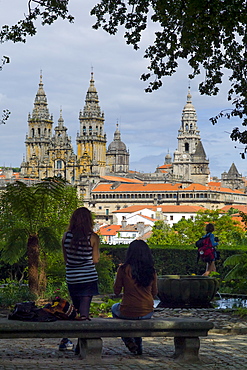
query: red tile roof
93 183 183 192
113 204 204 213
113 205 155 213
100 176 143 184
99 225 121 236
221 205 247 213
157 164 172 169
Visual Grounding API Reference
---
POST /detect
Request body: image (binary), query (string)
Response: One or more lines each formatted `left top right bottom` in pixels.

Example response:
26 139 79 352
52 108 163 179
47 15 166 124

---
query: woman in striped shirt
62 207 100 319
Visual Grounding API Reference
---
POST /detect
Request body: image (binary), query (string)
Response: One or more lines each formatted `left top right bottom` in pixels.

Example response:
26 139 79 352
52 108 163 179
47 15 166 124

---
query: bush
0 279 36 308
96 251 115 294
101 244 239 277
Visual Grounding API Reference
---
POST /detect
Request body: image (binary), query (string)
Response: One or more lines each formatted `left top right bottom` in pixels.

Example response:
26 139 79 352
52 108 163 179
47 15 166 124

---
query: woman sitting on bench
111 240 158 355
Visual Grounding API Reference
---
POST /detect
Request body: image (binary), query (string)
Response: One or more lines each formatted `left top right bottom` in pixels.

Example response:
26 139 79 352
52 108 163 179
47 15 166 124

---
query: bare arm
90 232 100 264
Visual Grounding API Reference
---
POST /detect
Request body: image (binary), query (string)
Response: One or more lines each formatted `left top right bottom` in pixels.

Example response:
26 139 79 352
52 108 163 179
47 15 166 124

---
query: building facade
20 72 129 182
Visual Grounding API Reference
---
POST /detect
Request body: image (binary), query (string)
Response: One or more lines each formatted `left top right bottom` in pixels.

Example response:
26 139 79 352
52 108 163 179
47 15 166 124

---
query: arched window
185 143 189 152
56 160 62 169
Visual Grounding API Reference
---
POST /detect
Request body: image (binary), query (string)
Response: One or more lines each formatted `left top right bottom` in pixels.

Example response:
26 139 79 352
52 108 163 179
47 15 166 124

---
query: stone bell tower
76 72 107 178
172 90 210 185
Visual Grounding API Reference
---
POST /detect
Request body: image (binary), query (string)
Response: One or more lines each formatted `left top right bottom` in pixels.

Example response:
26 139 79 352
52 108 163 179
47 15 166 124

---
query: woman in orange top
111 240 158 355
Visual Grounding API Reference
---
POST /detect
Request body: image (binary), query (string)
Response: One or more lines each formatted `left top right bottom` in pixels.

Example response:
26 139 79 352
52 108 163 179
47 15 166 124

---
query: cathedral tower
21 73 53 178
172 90 210 184
76 72 107 178
47 109 77 182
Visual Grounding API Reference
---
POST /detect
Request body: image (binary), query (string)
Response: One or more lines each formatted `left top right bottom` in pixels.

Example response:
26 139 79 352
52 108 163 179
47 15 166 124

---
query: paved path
0 333 246 369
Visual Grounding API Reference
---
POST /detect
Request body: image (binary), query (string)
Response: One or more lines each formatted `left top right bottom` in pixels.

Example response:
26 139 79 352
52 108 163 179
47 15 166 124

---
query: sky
0 0 246 178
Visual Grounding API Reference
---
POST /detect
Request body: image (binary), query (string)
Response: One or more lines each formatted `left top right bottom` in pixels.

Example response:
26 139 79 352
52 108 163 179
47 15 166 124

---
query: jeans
111 302 153 349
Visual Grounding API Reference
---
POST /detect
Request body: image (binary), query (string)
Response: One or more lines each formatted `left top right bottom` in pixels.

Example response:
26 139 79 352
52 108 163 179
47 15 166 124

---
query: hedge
100 244 244 277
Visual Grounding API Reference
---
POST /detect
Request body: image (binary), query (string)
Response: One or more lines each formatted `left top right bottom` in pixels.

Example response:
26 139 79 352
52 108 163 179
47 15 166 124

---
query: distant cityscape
1 72 247 244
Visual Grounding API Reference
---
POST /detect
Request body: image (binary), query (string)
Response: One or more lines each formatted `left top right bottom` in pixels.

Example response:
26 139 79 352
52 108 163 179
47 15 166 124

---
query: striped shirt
64 231 98 284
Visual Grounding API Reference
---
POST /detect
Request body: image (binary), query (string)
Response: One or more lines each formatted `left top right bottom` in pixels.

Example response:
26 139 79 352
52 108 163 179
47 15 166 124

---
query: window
170 215 173 220
185 143 189 152
56 160 62 169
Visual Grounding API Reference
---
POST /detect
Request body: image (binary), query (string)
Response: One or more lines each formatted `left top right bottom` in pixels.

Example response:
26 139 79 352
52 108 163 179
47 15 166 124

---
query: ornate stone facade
106 124 129 174
172 90 210 185
20 72 129 182
221 163 245 190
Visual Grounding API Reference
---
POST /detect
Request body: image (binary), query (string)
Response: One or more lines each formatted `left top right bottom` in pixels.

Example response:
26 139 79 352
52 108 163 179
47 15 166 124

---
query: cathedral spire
82 72 103 119
114 123 121 141
32 71 51 121
180 89 199 136
58 107 64 128
187 88 192 104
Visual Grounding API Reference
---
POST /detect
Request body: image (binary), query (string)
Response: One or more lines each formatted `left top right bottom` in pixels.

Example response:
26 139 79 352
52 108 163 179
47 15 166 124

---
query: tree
91 0 247 155
0 1 74 44
0 177 79 295
147 220 174 245
2 1 247 152
0 56 11 124
148 210 245 246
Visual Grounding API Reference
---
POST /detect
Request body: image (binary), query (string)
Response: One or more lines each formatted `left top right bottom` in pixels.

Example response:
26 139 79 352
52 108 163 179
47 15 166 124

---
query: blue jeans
111 303 153 348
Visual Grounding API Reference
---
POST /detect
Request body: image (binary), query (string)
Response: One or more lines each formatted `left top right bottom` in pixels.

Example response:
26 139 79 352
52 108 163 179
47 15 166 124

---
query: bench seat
0 317 213 362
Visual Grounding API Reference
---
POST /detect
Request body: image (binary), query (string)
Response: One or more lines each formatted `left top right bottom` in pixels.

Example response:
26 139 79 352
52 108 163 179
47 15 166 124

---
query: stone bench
0 317 213 362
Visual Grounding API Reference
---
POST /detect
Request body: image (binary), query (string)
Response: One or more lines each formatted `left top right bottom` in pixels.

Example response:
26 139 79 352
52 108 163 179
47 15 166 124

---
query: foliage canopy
147 209 246 246
2 1 247 151
91 0 247 153
0 177 80 294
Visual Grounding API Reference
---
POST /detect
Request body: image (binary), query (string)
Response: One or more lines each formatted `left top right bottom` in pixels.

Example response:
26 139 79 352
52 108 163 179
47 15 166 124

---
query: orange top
114 264 158 317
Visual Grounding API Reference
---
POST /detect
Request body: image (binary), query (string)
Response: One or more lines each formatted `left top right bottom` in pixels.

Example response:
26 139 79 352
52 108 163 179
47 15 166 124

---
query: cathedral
20 72 130 183
20 72 244 193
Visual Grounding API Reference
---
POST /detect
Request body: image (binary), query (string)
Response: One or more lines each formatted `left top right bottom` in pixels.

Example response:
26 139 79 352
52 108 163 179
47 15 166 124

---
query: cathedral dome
183 90 196 113
165 153 172 160
108 126 127 152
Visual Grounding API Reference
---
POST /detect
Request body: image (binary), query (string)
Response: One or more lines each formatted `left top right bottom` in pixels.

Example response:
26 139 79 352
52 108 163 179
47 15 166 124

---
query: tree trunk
27 235 40 296
39 253 47 296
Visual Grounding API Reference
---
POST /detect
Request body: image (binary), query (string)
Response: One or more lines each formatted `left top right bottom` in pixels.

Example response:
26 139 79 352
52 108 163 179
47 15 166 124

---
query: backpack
196 236 215 263
43 297 80 320
8 301 57 322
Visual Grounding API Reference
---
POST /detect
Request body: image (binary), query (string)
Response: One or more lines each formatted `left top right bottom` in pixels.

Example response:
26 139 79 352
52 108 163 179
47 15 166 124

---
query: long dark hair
68 207 93 247
123 240 155 287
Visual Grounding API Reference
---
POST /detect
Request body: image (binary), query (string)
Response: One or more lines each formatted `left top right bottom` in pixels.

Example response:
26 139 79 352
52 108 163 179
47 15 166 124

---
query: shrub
96 251 115 294
0 279 36 308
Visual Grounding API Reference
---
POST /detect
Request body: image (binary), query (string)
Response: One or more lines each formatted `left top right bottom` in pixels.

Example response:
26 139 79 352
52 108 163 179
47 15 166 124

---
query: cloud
0 0 246 178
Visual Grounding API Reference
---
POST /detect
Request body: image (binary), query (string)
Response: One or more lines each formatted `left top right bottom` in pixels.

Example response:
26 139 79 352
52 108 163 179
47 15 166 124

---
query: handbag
43 297 80 320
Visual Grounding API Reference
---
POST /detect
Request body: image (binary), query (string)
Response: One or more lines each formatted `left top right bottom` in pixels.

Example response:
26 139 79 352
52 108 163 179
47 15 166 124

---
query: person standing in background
202 223 218 276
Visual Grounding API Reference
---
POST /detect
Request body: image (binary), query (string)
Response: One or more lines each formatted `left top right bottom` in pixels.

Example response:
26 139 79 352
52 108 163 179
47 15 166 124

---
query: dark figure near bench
111 240 158 355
